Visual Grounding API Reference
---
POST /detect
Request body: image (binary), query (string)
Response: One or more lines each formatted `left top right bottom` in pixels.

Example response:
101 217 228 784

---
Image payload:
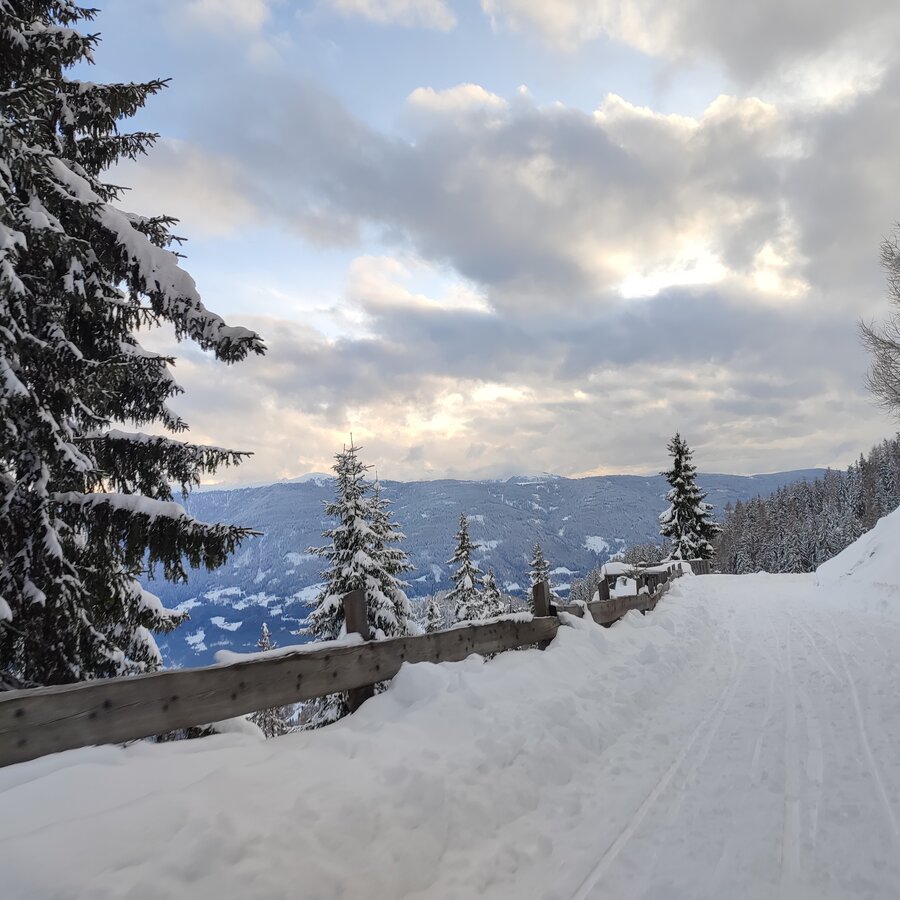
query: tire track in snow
749 628 778 784
786 619 825 851
827 613 900 845
779 621 802 899
569 629 743 900
788 614 841 683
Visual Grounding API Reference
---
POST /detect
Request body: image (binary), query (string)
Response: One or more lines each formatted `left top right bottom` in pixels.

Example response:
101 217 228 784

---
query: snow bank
0 582 711 900
816 506 900 615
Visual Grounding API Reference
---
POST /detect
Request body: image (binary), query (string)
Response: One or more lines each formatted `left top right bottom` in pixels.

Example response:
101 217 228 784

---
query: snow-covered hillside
4 510 900 899
152 468 823 666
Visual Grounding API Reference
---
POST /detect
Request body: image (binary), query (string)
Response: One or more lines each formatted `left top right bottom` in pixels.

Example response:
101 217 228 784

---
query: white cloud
482 0 675 55
111 139 259 238
324 0 456 30
407 84 509 117
347 255 493 315
119 62 900 482
481 0 900 101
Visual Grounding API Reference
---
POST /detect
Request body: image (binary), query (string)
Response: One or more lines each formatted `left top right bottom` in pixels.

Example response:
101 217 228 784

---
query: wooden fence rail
0 562 703 768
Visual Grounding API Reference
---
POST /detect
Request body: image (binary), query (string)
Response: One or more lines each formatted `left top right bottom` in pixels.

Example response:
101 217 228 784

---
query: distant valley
151 469 824 666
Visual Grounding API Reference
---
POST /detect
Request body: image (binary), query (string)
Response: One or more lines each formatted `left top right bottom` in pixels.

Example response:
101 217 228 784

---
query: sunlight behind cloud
407 84 508 116
347 255 493 316
617 245 728 299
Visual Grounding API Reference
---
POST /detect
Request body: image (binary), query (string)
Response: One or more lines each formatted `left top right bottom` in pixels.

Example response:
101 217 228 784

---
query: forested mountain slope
151 469 822 665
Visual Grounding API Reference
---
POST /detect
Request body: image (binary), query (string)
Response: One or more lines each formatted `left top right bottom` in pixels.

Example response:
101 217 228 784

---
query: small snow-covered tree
425 594 443 633
249 623 292 738
482 568 504 619
659 434 718 561
0 3 263 687
369 478 414 637
306 443 417 725
306 441 377 725
307 442 379 642
615 542 667 567
448 513 482 622
567 565 600 606
528 542 551 594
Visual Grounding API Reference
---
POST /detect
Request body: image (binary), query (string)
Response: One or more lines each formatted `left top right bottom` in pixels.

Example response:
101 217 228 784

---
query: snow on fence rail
0 564 700 768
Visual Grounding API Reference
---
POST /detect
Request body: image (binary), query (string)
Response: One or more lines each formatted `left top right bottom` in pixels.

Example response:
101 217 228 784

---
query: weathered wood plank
0 617 560 768
556 585 665 626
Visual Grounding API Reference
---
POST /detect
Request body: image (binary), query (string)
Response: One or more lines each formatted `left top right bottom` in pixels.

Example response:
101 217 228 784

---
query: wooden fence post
597 578 610 603
532 580 553 618
342 590 375 712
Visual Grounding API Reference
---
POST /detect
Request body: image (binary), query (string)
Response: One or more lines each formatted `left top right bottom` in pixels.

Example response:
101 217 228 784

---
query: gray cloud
197 82 795 314
120 32 900 482
481 0 900 90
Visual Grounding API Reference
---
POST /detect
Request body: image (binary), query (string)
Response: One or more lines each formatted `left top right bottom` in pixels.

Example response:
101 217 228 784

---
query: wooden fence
0 562 703 768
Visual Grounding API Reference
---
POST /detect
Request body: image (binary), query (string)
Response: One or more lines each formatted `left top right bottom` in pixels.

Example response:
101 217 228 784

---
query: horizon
195 461 834 492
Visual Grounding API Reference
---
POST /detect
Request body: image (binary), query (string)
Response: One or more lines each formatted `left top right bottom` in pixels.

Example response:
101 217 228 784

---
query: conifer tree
306 441 375 724
447 513 482 622
307 442 374 644
482 567 504 619
425 594 442 633
567 565 605 606
307 442 416 724
369 477 414 637
528 542 551 593
249 623 291 738
0 2 264 686
659 434 718 561
714 435 900 575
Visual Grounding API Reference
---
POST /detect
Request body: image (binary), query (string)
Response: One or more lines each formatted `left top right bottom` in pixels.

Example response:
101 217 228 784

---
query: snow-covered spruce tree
249 623 291 738
482 567 504 619
567 565 604 606
307 442 416 724
528 541 550 595
306 442 375 725
447 513 483 622
424 594 442 633
659 434 718 561
369 477 414 637
714 434 900 574
0 2 263 686
616 541 667 567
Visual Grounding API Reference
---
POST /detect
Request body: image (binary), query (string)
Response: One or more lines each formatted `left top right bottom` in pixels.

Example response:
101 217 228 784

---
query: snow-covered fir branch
0 1 262 686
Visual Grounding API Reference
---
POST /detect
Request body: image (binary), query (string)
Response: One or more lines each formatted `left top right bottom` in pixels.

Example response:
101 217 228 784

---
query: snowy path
3 574 900 899
563 576 900 900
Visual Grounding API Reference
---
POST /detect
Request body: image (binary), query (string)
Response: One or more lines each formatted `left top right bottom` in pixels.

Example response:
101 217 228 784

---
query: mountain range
150 469 824 667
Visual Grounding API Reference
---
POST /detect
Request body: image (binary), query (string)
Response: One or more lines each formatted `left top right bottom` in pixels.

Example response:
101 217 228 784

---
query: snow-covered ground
4 514 900 898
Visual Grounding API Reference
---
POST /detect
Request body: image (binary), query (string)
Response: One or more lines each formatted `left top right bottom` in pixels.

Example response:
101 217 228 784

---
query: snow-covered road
565 574 900 900
3 561 900 899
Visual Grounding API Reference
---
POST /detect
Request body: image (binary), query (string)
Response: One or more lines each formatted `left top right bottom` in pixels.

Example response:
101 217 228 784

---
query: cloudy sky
87 0 900 483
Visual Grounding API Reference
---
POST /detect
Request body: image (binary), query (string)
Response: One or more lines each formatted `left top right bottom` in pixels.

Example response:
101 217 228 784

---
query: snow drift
0 583 713 900
6 536 900 898
816 505 900 614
